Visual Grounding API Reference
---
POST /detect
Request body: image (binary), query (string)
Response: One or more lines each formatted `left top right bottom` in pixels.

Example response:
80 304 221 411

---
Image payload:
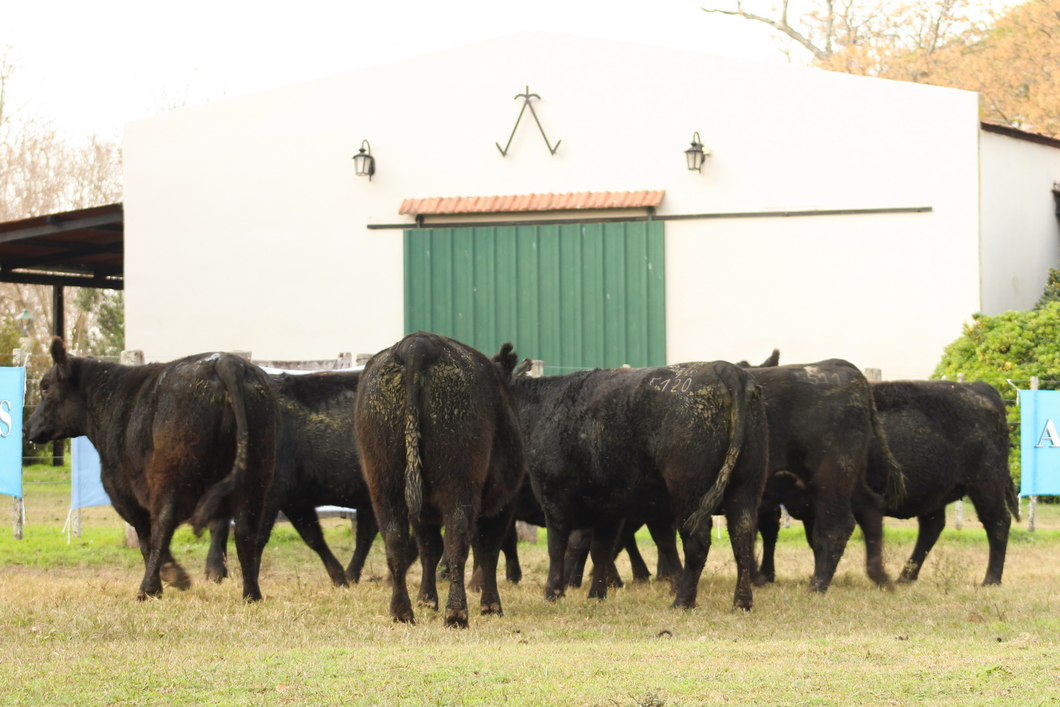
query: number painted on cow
648 377 692 393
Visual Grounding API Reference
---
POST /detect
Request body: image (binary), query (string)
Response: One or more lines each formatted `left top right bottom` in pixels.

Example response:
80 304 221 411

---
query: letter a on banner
1019 389 1060 496
0 367 26 498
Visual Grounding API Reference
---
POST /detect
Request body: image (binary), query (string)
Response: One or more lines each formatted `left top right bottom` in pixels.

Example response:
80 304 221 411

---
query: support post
52 285 65 466
1029 376 1039 532
13 496 23 540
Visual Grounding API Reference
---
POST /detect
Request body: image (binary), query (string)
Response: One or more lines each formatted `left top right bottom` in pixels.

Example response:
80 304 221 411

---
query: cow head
23 337 88 443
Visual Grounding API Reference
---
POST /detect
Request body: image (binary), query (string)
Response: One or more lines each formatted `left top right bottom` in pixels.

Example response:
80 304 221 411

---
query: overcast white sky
1 0 786 142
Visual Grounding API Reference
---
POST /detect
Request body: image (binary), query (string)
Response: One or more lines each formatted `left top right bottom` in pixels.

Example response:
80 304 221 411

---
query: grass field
1 464 1059 706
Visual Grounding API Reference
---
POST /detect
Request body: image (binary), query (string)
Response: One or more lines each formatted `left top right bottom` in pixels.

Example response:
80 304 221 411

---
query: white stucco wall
123 32 981 377
979 129 1060 315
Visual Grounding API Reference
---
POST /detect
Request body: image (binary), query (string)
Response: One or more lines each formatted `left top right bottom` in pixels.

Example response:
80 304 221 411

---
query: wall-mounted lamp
16 308 33 337
353 140 375 181
685 132 711 172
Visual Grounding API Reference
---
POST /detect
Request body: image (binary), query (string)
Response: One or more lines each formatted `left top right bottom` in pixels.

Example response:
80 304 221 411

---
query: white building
121 32 1060 378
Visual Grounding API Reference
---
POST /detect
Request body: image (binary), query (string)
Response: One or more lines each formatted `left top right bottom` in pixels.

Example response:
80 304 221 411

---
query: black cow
747 359 905 592
355 333 526 627
869 380 1019 585
508 360 769 610
23 338 277 601
205 370 379 587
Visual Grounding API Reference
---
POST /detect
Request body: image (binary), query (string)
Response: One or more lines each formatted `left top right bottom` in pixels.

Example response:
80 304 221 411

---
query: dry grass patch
2 471 1059 706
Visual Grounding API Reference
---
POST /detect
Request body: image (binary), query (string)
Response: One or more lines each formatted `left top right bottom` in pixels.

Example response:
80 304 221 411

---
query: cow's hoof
671 598 696 611
242 591 262 603
205 566 227 584
136 588 162 601
732 597 753 612
392 612 415 624
417 597 439 610
506 568 522 584
545 588 564 602
330 575 350 589
981 577 1002 587
752 573 774 587
444 608 469 628
481 602 502 616
160 562 192 591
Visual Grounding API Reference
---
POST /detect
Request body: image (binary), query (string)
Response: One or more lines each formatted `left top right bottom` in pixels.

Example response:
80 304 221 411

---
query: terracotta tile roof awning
399 190 665 215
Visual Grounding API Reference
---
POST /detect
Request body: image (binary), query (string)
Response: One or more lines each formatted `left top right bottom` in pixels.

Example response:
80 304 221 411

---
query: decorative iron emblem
496 86 561 157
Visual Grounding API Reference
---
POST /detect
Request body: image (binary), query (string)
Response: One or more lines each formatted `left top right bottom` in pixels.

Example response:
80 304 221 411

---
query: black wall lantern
685 131 710 172
353 140 375 181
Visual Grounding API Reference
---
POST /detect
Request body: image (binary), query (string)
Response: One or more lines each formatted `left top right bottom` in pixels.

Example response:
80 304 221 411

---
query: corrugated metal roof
399 190 665 215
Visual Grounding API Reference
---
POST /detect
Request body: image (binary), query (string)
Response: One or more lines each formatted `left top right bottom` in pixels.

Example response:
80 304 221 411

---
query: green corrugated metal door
404 221 665 372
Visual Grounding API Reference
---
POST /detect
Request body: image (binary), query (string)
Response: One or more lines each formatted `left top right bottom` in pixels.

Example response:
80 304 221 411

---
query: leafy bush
933 301 1060 491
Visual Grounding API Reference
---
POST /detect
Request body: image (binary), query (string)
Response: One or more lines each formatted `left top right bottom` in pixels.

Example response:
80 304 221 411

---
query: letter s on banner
0 399 12 437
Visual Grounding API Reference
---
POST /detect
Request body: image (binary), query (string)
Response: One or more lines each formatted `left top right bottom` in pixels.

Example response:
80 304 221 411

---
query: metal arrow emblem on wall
496 86 561 157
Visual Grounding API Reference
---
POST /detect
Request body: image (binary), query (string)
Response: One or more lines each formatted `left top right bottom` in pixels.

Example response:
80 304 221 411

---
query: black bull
509 360 770 610
206 369 379 587
23 338 277 602
355 333 526 627
749 359 906 592
760 379 1019 586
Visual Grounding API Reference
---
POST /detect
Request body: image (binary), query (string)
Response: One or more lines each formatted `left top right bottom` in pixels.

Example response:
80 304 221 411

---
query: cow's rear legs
473 509 513 615
672 525 710 610
414 522 444 611
346 509 378 584
440 505 473 628
139 494 181 600
286 505 349 587
851 486 894 590
543 522 572 601
587 521 622 600
971 492 1012 586
807 478 856 593
898 508 945 583
754 506 781 586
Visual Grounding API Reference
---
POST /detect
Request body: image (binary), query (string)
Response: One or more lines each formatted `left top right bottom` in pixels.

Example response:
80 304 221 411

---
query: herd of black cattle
22 332 1019 628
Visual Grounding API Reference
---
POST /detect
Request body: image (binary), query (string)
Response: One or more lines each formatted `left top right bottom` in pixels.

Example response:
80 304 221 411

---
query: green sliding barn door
404 221 665 373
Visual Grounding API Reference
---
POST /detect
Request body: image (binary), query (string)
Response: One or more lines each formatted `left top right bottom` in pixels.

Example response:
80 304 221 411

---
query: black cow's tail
398 337 435 519
191 356 253 535
1005 476 1021 522
867 384 907 507
685 367 757 540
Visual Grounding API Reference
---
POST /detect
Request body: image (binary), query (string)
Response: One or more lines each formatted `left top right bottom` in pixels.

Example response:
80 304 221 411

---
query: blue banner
0 367 25 498
71 436 110 509
1019 389 1060 496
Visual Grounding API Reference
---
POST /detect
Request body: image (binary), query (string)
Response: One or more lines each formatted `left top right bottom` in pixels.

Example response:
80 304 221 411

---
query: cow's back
869 380 1009 515
273 371 366 504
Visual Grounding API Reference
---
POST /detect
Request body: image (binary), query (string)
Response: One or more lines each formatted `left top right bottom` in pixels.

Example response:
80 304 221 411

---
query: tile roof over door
399 190 665 215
